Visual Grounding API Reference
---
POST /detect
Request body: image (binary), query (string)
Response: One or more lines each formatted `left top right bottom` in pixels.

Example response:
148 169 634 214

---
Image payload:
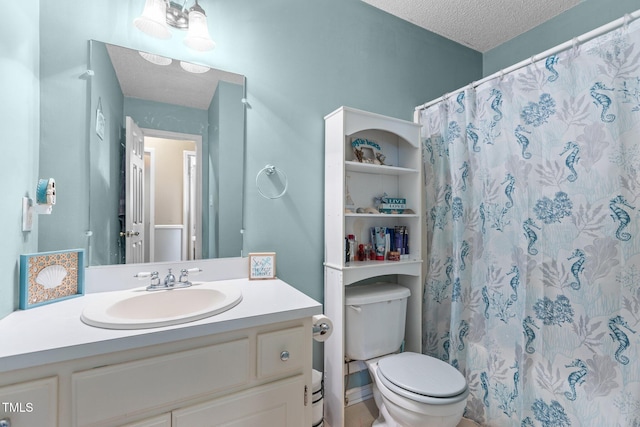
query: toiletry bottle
375 227 386 260
347 234 356 262
345 237 350 263
364 243 373 261
394 227 403 253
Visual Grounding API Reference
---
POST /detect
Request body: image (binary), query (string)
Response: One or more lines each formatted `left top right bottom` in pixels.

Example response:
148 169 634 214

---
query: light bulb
134 0 172 40
183 3 216 51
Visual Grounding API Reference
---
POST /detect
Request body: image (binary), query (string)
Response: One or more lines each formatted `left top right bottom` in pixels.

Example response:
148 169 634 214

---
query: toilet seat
376 352 469 405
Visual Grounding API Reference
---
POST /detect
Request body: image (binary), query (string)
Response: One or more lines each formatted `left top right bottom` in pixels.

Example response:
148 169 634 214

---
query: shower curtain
420 19 640 427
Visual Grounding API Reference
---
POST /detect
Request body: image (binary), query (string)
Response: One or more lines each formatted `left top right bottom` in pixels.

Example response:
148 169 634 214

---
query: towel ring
256 164 288 199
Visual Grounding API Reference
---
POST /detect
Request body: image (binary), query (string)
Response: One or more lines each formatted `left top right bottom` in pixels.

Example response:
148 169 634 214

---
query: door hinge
304 385 309 406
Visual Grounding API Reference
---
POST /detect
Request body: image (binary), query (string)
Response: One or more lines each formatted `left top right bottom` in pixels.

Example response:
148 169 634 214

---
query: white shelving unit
323 106 423 427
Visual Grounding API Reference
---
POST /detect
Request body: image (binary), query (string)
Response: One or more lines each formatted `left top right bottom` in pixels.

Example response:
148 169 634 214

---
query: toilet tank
344 283 411 360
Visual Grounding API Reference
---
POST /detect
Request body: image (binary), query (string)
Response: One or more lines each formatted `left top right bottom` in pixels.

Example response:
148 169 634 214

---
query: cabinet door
172 375 305 426
73 338 249 426
0 377 57 427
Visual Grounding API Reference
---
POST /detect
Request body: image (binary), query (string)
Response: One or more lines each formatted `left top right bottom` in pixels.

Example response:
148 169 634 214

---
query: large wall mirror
86 40 245 266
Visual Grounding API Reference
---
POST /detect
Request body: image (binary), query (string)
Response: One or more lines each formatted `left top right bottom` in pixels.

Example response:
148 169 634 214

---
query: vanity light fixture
134 0 216 52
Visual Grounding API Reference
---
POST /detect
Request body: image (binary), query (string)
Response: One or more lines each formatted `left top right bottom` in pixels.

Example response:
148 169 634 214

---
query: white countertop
0 278 322 373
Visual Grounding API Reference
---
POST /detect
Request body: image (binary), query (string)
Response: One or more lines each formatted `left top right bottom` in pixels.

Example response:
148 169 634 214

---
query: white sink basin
81 282 242 329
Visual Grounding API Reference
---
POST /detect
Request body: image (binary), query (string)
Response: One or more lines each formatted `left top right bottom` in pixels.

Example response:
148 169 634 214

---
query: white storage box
312 369 324 426
344 283 410 360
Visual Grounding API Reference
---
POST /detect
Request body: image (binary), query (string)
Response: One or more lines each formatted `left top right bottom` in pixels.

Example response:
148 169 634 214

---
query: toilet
345 283 469 427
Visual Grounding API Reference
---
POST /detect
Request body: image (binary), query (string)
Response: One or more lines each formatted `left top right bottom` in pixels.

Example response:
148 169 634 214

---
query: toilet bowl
344 283 469 427
367 352 469 427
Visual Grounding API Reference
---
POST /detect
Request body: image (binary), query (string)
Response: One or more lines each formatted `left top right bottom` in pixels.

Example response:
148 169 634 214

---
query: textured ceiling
105 43 244 110
362 0 581 52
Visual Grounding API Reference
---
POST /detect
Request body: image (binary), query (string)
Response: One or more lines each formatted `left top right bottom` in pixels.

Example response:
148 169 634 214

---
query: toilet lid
377 352 467 398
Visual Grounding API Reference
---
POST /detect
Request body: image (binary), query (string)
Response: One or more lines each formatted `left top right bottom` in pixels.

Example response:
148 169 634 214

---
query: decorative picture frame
248 252 276 280
19 249 85 309
351 137 386 165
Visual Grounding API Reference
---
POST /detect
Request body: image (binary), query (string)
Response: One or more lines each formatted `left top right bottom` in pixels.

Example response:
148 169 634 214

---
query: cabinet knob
280 350 290 361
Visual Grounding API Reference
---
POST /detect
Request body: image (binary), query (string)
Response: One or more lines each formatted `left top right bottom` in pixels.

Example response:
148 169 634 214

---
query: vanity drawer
72 338 249 427
257 326 305 379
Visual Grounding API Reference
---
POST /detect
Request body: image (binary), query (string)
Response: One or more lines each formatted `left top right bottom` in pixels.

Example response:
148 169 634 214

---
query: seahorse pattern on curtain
420 20 640 427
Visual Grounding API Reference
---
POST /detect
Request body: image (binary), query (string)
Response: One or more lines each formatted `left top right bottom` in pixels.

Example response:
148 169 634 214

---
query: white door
124 116 145 264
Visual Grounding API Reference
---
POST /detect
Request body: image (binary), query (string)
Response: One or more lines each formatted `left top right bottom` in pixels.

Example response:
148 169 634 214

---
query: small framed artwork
248 252 276 280
351 137 386 165
19 249 85 309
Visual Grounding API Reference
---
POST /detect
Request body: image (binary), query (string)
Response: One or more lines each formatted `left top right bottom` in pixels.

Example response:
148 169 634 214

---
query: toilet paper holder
312 314 333 342
313 321 331 336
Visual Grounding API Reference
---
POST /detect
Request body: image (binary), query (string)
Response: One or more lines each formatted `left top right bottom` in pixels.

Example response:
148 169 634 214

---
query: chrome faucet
164 269 176 286
135 268 201 291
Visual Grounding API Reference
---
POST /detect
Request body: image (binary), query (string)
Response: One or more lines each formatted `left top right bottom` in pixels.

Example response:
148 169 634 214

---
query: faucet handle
137 271 162 290
150 271 160 286
135 271 161 284
178 268 202 285
134 271 152 280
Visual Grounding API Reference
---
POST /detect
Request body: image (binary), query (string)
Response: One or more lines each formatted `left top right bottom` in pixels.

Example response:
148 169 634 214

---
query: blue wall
235 0 480 304
0 0 39 317
483 0 640 76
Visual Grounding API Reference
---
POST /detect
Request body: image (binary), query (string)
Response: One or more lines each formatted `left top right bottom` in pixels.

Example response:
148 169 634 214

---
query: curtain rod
415 9 640 112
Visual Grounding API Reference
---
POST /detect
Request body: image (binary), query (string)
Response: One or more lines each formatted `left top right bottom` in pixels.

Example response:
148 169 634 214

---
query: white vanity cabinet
324 107 423 427
0 277 322 427
0 319 312 427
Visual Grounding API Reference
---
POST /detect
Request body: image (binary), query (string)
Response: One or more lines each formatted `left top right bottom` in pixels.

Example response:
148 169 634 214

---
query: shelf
324 107 423 427
345 161 419 176
344 213 419 218
324 260 422 284
325 259 421 270
344 259 421 269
